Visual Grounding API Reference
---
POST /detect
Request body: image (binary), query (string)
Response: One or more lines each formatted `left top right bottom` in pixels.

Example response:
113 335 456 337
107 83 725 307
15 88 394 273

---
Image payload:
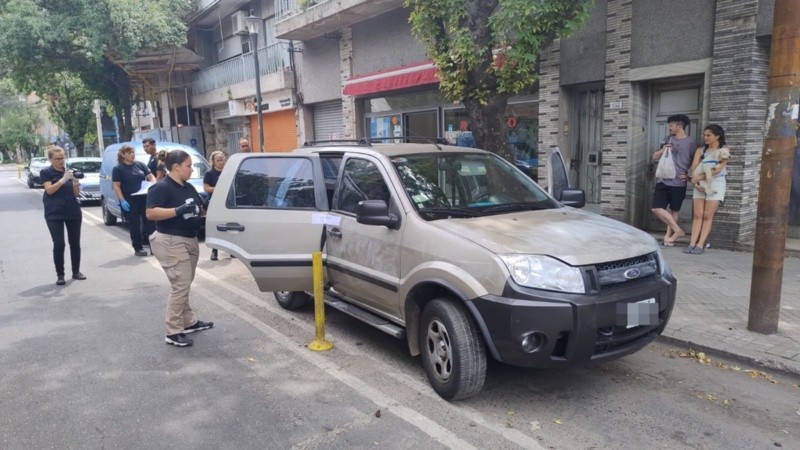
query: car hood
431 207 658 266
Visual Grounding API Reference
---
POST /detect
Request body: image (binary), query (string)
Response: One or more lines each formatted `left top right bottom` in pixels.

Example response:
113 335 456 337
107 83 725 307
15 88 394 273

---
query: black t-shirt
148 154 159 177
112 161 150 196
146 176 203 237
40 166 82 221
203 168 221 188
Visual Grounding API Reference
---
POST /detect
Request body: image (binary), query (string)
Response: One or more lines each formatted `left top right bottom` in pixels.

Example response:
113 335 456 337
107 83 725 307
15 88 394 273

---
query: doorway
404 110 438 140
644 79 703 231
570 86 605 210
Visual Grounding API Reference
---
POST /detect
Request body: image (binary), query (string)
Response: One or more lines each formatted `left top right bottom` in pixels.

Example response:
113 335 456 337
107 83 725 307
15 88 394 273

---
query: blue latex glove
120 199 130 212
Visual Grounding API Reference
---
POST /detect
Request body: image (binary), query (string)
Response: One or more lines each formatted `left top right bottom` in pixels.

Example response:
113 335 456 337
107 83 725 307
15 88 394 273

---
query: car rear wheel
101 199 117 226
27 175 34 189
419 298 487 401
274 291 311 310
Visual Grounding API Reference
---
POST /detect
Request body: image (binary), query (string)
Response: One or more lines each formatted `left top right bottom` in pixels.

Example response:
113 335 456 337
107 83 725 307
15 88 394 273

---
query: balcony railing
192 43 290 96
276 0 331 21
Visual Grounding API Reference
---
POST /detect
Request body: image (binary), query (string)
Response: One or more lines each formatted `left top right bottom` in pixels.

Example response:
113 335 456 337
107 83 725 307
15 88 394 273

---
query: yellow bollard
308 251 333 351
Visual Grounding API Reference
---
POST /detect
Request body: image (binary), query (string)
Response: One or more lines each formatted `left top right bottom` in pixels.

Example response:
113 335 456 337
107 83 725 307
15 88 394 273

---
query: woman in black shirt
112 145 155 256
146 150 214 347
41 146 85 285
203 150 226 260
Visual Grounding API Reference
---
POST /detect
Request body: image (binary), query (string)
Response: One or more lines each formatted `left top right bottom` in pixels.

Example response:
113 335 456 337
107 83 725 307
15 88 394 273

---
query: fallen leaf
706 393 716 401
246 357 255 362
553 418 563 425
507 411 516 416
505 421 513 428
530 421 541 431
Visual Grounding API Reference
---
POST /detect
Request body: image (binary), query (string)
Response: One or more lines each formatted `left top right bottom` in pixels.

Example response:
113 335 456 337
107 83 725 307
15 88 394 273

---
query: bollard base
308 339 333 351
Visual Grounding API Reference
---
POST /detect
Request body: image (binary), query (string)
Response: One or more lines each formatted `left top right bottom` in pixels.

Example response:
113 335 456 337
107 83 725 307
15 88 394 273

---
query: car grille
595 253 658 288
81 185 100 193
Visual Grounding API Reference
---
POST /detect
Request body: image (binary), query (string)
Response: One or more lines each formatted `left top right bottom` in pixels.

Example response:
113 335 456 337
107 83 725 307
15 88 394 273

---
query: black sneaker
210 249 218 261
56 276 66 286
165 333 193 347
184 320 214 334
135 249 148 257
72 272 87 280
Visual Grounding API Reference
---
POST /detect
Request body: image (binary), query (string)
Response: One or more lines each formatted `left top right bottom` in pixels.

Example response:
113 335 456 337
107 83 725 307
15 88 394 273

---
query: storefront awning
343 60 438 96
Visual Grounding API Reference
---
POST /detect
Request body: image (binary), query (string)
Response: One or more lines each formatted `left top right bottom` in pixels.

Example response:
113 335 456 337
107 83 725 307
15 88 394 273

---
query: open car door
205 153 330 292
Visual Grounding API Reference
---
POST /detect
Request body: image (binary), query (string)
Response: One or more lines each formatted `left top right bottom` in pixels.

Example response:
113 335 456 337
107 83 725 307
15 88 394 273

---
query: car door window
228 157 317 209
335 158 390 214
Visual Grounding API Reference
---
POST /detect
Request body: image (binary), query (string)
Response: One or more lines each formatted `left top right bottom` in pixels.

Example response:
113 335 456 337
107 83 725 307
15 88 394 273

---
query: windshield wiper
417 207 479 218
480 202 550 214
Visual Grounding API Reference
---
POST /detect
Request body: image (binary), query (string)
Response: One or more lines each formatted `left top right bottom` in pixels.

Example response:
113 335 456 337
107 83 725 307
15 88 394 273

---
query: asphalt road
2 165 798 449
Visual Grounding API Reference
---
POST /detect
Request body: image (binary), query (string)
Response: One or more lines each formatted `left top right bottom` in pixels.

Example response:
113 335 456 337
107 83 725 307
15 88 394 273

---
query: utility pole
748 0 800 334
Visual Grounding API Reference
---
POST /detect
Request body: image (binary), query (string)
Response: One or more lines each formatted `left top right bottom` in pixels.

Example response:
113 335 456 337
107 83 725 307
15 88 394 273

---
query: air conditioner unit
231 10 248 36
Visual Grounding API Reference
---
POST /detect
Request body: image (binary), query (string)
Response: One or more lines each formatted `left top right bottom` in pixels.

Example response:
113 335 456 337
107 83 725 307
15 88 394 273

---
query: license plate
616 298 658 328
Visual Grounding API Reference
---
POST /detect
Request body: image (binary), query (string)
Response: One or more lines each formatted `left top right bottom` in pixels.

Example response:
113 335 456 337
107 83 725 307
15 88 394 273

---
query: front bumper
469 272 676 368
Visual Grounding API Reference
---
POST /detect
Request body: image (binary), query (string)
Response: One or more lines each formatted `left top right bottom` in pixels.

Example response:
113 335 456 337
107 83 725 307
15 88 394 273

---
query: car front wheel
101 199 117 226
419 298 487 401
274 291 310 310
27 176 34 189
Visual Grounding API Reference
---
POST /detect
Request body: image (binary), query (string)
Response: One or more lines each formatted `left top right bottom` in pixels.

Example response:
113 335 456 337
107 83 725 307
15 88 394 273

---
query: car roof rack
303 139 372 147
365 136 450 149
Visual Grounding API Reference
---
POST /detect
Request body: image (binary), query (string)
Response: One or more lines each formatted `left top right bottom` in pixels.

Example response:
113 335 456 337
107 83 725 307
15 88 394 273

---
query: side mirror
356 200 400 229
559 189 586 208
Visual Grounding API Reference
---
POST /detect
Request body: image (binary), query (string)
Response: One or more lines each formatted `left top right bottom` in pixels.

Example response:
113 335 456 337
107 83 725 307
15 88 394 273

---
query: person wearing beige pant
146 150 214 347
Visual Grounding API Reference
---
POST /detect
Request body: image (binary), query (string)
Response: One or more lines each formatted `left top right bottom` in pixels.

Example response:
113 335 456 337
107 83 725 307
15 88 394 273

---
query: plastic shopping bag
655 148 676 179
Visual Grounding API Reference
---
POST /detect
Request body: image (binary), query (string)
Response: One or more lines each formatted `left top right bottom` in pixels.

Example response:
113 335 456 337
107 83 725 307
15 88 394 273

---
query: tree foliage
0 0 193 141
41 72 96 156
406 0 592 161
0 82 41 162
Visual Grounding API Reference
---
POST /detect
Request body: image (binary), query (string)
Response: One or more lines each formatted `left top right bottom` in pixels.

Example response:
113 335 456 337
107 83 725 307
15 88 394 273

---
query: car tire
101 199 117 226
27 176 34 189
274 291 311 310
419 298 487 401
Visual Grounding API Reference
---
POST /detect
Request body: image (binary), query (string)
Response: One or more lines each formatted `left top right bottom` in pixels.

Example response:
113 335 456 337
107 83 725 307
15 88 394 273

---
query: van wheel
419 298 487 401
274 291 310 310
101 199 117 226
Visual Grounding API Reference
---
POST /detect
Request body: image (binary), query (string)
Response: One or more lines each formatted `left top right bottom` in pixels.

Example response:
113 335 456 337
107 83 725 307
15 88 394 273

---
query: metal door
644 81 702 231
571 87 604 207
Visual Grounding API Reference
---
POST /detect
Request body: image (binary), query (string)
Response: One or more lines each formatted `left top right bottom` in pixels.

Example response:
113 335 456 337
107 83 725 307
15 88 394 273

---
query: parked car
26 157 49 188
66 157 102 204
206 141 677 401
99 141 210 228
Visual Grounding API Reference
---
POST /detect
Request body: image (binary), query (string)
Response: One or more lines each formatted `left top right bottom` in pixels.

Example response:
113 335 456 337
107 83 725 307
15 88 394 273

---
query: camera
71 170 85 179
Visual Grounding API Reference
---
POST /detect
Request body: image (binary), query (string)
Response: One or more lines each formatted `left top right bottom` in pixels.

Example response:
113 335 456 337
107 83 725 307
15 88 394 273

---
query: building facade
172 0 796 248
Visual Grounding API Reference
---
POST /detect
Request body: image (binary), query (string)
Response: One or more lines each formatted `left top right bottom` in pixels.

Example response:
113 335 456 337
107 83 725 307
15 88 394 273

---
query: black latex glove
175 202 195 217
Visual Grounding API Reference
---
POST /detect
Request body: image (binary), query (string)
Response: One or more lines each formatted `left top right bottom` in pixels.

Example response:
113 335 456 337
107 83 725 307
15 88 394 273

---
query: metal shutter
313 101 343 141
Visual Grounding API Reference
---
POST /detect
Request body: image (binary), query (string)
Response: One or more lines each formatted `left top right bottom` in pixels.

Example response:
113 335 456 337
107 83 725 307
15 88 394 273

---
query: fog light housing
519 331 547 353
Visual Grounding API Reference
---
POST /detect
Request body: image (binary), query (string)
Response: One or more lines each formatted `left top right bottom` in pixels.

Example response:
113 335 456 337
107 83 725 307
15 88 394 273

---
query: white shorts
692 176 726 201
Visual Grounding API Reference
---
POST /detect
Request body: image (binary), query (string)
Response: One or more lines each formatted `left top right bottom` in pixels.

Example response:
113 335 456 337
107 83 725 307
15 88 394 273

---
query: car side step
324 295 406 340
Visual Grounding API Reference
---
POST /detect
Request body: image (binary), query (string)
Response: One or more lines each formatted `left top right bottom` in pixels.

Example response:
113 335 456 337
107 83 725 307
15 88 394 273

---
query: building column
708 0 769 248
340 27 356 139
201 109 216 156
601 0 633 221
537 38 562 191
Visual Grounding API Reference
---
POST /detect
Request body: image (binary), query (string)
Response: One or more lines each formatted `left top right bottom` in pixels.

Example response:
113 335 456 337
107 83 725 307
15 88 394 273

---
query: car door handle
217 223 245 232
328 227 342 239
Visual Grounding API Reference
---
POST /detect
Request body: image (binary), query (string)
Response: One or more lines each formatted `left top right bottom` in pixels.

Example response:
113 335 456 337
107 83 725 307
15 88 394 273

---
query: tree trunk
463 94 513 163
106 59 133 142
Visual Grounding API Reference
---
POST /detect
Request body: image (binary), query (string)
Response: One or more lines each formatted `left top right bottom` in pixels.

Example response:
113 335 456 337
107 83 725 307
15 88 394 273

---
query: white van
99 141 210 226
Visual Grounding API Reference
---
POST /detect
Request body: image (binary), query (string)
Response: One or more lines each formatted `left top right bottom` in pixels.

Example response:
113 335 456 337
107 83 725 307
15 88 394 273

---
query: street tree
406 0 592 161
40 73 97 157
0 0 192 141
0 104 40 163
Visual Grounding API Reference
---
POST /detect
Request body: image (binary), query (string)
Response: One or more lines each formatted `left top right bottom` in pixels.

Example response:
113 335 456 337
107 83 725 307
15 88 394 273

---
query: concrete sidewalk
659 241 800 376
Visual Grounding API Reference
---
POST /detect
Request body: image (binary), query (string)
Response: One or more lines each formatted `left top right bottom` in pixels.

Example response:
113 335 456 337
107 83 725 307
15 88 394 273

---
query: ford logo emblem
623 268 641 279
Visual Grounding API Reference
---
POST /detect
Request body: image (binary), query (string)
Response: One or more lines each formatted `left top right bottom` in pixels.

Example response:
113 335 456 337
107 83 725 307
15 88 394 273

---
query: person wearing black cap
146 150 214 347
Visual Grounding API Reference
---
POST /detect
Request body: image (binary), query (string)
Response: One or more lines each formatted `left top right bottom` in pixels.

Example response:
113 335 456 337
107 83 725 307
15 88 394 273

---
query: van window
228 157 316 209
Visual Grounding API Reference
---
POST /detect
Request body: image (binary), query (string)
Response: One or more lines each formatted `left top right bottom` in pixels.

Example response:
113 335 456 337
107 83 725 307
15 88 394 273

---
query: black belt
157 227 197 238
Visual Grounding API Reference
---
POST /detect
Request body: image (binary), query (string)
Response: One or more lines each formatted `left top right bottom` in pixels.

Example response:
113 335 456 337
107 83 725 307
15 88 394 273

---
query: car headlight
499 254 585 293
655 246 669 275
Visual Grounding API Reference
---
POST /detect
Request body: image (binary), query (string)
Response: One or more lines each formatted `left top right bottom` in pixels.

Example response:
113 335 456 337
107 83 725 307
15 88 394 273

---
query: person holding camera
146 150 213 347
112 145 156 256
41 146 86 285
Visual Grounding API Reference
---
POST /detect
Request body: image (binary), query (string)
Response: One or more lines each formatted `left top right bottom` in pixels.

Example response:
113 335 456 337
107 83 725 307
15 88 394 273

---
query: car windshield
390 152 558 220
67 161 101 173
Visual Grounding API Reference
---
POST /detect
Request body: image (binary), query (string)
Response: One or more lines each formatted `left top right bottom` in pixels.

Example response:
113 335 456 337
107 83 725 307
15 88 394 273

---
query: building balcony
274 0 404 41
191 43 293 108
